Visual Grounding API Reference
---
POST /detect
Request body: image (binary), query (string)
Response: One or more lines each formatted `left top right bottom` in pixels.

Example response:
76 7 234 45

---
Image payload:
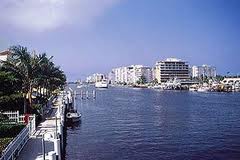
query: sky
0 0 240 81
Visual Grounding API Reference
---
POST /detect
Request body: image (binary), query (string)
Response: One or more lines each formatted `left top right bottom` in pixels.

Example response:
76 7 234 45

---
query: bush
0 124 25 138
0 138 13 155
0 114 8 122
0 94 23 112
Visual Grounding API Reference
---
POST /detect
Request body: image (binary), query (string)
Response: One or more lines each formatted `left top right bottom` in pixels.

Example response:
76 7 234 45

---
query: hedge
0 124 25 138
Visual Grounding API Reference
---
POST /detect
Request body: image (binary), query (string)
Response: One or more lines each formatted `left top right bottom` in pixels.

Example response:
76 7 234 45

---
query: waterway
66 85 240 160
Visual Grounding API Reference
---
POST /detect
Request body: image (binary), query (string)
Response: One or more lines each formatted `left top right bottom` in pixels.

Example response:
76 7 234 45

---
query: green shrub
0 124 25 138
0 137 13 155
0 114 8 122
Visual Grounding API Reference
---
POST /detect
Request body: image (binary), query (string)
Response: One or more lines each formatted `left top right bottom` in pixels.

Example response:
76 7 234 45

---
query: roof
155 58 187 65
165 58 183 62
0 50 11 56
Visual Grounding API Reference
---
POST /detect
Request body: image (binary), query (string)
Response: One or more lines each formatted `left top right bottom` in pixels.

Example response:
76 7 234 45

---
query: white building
113 65 152 84
113 66 131 84
192 65 216 78
152 67 157 81
108 70 116 84
86 73 107 83
155 58 189 83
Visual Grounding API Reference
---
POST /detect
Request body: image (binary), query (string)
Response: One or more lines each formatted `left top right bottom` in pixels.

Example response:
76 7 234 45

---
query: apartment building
192 65 216 78
113 65 152 84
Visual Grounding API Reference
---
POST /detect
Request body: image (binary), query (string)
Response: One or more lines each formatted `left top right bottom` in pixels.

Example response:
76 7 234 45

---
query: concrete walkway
17 108 60 160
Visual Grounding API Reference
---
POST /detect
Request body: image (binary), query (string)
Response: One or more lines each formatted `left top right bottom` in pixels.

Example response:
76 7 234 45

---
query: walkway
17 107 60 160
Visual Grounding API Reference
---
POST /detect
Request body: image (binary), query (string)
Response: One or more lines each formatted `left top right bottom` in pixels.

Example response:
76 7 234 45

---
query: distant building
155 58 189 83
86 73 107 83
108 70 116 84
131 65 152 84
151 67 157 81
192 65 216 78
112 65 152 84
113 67 129 83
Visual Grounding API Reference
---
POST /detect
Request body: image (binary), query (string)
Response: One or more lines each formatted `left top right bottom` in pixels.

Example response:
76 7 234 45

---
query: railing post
86 90 89 99
33 114 36 132
17 111 19 123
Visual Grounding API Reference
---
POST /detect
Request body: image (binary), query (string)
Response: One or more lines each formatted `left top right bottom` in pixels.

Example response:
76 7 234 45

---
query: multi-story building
113 65 152 84
151 67 157 81
155 58 189 83
192 65 216 78
131 65 152 84
86 73 106 83
108 70 116 84
113 67 128 83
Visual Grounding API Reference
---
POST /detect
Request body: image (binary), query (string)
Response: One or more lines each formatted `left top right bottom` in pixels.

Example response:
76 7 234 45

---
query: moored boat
197 87 209 92
66 112 81 122
95 79 108 88
189 85 198 91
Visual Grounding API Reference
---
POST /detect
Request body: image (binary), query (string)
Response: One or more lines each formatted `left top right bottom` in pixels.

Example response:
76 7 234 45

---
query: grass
0 137 13 155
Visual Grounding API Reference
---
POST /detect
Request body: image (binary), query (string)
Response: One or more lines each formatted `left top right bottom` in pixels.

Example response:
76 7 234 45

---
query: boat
95 79 108 88
66 111 81 122
197 87 209 92
197 83 210 92
77 85 82 88
150 84 163 89
189 85 198 91
76 80 83 88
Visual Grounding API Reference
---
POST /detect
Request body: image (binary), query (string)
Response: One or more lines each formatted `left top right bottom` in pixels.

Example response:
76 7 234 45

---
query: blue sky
0 0 240 81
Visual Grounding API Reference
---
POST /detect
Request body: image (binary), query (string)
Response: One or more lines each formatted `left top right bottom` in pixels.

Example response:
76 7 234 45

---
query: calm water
65 86 240 160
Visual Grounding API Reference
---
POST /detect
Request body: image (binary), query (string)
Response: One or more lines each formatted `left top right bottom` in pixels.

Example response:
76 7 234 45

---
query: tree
151 78 158 84
0 70 23 111
1 45 66 113
138 75 147 84
0 71 21 95
216 75 224 82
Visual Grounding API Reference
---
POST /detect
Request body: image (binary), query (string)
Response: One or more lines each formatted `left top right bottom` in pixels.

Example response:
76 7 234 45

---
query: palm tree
2 46 33 113
2 45 66 113
36 54 66 98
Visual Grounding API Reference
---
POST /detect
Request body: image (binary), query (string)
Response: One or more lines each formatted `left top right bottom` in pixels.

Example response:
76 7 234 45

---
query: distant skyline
0 0 240 81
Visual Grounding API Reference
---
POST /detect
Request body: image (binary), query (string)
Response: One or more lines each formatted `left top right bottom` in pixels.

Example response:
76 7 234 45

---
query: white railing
1 111 20 123
0 126 29 160
1 111 35 125
0 113 36 160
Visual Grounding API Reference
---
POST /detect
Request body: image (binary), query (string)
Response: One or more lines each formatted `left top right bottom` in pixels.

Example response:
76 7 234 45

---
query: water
65 86 240 160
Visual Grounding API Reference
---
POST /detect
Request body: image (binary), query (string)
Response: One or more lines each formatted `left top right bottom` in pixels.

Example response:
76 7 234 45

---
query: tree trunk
28 85 33 112
23 93 27 114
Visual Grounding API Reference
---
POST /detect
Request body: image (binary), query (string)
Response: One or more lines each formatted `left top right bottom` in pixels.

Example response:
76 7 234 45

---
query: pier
70 89 96 100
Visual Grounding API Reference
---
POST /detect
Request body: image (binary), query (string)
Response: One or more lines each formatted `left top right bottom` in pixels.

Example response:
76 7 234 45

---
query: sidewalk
17 107 60 160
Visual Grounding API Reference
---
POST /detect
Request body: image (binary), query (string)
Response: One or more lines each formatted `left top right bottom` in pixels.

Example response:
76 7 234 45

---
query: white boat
189 87 197 91
152 85 164 89
189 85 198 91
95 80 108 88
66 112 81 122
77 85 82 88
197 87 209 92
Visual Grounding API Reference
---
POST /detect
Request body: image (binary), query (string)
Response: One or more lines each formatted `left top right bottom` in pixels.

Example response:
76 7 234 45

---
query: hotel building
155 58 189 83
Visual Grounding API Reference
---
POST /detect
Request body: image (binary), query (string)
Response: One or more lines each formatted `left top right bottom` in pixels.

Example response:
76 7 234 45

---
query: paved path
17 108 59 160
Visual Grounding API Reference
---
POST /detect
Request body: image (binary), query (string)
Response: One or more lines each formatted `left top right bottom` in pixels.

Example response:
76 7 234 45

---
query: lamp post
42 134 46 160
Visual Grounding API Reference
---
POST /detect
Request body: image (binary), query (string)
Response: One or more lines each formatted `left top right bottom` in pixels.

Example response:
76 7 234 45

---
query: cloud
0 0 120 32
